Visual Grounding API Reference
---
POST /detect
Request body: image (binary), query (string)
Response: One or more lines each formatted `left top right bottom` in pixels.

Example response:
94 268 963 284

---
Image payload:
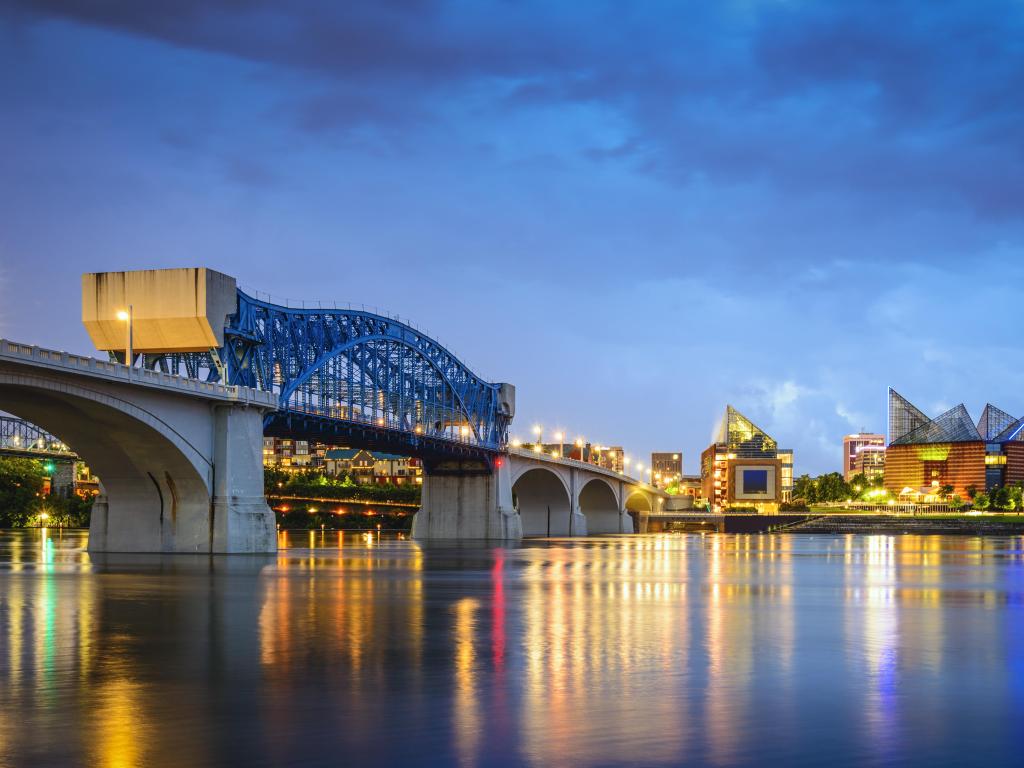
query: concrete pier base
412 459 522 540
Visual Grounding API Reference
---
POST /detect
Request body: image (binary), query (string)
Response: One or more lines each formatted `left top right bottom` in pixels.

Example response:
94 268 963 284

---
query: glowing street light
116 306 133 380
532 424 543 448
554 431 564 459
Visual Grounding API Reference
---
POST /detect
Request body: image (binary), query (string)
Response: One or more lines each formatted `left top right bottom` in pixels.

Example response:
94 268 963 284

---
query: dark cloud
3 1 1023 219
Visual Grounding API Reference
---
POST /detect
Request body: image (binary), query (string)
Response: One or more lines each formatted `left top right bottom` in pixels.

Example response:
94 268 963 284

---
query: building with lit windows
853 444 886 482
701 406 784 514
885 388 1024 500
778 448 794 502
651 452 683 489
262 437 313 470
842 433 885 481
324 449 422 485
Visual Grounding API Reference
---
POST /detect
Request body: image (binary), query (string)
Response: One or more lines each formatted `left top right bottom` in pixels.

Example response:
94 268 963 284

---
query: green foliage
965 485 978 500
950 495 964 510
973 492 991 510
0 458 46 527
265 468 420 503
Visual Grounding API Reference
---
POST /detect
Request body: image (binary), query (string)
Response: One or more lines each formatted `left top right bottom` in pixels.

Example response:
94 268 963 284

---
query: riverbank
785 514 1024 535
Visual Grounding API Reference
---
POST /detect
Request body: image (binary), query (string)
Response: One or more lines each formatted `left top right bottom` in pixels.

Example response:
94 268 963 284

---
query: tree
992 486 1012 511
0 458 45 527
949 495 964 510
965 485 978 500
815 472 852 503
939 484 955 500
973 492 991 511
793 474 817 504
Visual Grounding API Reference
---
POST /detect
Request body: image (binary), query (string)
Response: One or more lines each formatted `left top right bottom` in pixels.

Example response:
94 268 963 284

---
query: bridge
0 267 661 552
0 415 80 495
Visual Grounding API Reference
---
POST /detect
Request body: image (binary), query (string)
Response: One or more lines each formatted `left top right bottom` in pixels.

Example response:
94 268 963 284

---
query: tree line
0 457 94 528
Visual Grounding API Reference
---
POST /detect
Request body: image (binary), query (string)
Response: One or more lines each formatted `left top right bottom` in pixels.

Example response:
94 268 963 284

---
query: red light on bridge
494 458 503 468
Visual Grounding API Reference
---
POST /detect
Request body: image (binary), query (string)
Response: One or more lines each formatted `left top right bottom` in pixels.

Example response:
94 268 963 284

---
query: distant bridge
0 415 77 459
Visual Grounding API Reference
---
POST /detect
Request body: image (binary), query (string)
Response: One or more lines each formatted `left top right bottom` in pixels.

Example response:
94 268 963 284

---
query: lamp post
554 431 564 460
117 306 133 380
532 424 543 451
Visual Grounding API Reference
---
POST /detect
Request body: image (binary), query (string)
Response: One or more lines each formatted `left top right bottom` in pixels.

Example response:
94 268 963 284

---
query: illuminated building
853 444 886 482
701 406 784 513
324 449 422 484
262 437 312 469
885 388 1024 499
650 452 683 489
842 433 885 481
778 448 794 502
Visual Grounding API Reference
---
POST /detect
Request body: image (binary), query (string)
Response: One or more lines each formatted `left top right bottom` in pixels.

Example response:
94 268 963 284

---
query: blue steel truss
0 416 75 457
146 291 511 461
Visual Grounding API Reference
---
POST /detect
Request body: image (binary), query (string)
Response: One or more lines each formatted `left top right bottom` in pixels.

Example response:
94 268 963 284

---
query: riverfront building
842 433 885 481
701 406 784 513
885 389 1024 500
651 452 683 489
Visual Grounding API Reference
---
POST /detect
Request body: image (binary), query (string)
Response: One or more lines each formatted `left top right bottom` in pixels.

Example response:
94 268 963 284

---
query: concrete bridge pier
411 458 523 540
86 403 276 554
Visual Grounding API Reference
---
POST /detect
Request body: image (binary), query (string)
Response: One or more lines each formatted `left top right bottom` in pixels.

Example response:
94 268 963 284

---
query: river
1 529 1022 767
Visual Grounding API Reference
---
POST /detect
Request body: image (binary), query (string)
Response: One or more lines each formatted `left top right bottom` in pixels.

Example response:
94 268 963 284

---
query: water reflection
1 529 1023 767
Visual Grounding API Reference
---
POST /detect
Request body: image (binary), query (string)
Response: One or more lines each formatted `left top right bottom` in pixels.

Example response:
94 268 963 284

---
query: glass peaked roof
888 388 930 444
714 405 778 458
891 403 983 445
994 415 1024 443
977 404 1017 441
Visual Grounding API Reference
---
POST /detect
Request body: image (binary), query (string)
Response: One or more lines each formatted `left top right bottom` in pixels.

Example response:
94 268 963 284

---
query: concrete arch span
0 372 274 553
512 467 573 536
578 478 622 534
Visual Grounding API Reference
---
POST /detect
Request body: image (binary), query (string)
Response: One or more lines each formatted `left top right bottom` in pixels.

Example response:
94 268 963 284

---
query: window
742 469 769 494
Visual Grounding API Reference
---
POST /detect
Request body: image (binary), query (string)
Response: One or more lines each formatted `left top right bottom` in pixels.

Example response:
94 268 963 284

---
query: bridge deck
0 339 276 407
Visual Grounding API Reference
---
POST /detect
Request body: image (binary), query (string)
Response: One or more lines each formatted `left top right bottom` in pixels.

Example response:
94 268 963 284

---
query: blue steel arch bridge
140 290 513 466
0 415 76 459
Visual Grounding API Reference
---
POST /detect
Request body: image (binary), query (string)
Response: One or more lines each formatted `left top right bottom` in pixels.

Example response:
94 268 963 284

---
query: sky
1 0 1023 476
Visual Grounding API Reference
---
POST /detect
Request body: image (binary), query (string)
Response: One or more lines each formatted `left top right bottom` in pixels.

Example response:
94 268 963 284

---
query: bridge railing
507 446 659 490
0 340 276 407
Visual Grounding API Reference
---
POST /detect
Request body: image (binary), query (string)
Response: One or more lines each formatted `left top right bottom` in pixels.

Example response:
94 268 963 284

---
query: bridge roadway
0 339 664 550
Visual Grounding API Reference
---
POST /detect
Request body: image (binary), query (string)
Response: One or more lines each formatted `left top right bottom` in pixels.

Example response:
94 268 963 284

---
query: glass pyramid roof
714 405 777 458
977 404 1017 441
891 403 983 445
888 388 930 444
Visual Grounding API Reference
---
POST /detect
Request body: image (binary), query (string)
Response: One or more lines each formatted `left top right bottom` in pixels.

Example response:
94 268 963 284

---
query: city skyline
2 1 1024 474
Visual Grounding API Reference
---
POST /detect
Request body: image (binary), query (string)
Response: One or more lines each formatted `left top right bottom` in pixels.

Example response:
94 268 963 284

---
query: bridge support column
621 508 637 533
209 404 277 553
568 468 587 536
86 403 276 554
412 457 522 540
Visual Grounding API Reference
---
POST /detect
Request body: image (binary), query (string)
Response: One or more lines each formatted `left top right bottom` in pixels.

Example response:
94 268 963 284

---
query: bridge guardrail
0 339 276 407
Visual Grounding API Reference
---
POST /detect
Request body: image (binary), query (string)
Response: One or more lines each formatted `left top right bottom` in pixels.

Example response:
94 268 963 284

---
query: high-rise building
701 406 784 514
885 388 1024 500
651 452 683 489
843 433 885 481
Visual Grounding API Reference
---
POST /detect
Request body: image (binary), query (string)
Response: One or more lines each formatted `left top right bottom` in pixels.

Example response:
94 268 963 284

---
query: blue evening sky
1 1 1022 475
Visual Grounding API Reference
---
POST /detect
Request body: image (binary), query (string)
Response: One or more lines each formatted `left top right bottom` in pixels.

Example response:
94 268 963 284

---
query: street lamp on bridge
116 306 133 379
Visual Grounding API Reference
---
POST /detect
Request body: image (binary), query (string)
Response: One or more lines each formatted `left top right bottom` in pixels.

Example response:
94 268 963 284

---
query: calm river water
1 529 1023 767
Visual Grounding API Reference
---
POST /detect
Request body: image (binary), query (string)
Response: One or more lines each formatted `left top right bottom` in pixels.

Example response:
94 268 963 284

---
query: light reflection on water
1 529 1023 767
